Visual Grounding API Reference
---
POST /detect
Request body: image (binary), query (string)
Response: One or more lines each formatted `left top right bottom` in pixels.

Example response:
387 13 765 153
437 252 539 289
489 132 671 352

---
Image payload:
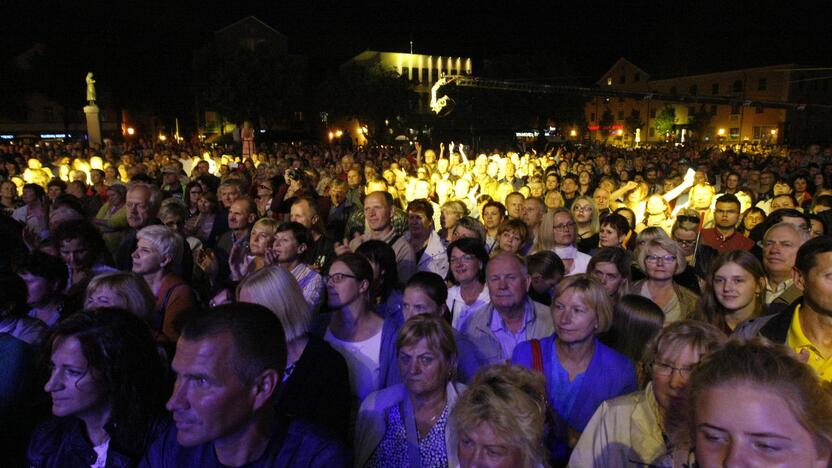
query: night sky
3 0 830 110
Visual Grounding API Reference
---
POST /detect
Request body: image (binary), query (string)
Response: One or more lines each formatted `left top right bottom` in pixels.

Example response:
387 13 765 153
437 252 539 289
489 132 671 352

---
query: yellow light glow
569 129 577 137
159 134 167 141
770 129 777 135
335 130 343 138
616 129 624 136
126 127 135 136
328 131 334 140
717 128 725 136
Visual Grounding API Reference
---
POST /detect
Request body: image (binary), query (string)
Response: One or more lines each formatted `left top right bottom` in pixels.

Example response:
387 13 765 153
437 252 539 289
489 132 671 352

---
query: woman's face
85 287 126 310
810 218 825 238
498 230 523 254
598 224 623 247
591 262 625 296
552 212 575 247
694 384 829 468
482 207 503 230
794 177 808 192
644 247 677 281
186 186 202 206
651 344 700 414
442 209 462 230
20 272 56 306
579 172 591 185
458 421 524 468
743 211 765 231
713 262 759 313
60 238 95 272
44 336 108 419
197 195 216 214
325 261 364 309
544 191 562 210
450 247 482 284
106 188 123 206
545 175 558 191
249 226 274 256
398 337 448 398
552 288 598 344
572 200 593 224
402 287 441 320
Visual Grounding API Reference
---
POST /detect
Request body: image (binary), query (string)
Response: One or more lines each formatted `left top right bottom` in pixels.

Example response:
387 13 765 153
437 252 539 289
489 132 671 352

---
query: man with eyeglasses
700 194 754 254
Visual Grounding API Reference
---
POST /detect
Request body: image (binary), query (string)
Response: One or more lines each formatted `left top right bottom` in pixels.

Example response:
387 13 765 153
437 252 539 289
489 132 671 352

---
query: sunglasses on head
677 215 700 224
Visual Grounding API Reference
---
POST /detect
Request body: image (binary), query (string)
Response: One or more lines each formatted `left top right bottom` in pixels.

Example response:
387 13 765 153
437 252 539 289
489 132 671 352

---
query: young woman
572 196 600 254
695 251 766 333
446 238 491 330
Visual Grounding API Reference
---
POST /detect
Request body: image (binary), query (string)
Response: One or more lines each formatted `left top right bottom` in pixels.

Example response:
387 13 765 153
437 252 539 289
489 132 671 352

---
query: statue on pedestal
85 72 96 104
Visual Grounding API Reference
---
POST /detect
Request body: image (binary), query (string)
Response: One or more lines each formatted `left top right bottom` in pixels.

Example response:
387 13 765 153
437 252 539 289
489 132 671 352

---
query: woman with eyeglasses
572 196 600 254
317 253 401 405
569 321 726 467
551 207 592 275
445 238 491 330
631 237 700 323
183 181 202 218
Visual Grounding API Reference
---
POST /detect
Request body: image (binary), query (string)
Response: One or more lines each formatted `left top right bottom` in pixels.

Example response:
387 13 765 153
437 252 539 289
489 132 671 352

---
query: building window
731 102 741 115
689 85 698 95
758 78 767 91
590 113 596 122
607 77 613 86
753 127 762 139
618 111 624 120
729 127 740 139
712 83 719 95
649 127 656 137
432 69 439 81
634 72 640 82
650 108 657 118
732 80 743 93
710 105 718 115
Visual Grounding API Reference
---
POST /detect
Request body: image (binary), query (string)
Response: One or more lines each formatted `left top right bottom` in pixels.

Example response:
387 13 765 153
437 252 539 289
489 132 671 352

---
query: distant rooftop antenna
410 40 413 55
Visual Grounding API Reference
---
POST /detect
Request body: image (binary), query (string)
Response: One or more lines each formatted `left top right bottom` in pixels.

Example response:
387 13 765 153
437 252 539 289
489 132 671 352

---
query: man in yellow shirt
735 236 832 382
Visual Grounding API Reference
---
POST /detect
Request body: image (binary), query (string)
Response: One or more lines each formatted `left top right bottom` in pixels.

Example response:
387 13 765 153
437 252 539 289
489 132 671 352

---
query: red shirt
701 228 755 253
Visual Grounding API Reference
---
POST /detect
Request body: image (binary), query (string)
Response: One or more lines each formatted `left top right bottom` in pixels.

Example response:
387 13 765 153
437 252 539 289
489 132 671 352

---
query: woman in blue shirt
512 274 637 464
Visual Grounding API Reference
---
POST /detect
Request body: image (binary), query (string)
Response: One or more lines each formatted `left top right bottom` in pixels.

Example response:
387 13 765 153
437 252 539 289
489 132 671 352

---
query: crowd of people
1 137 832 467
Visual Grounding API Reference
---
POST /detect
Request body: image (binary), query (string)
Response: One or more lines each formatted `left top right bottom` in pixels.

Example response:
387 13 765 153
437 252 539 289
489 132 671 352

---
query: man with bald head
336 191 416 282
460 252 554 364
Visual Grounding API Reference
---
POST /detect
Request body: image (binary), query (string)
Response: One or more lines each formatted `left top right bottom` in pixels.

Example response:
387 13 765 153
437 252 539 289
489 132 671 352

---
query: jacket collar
760 299 801 343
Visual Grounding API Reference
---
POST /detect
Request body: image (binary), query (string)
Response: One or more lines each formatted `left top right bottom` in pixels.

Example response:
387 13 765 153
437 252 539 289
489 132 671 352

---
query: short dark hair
47 178 67 190
16 251 67 291
482 201 506 218
22 183 45 200
406 271 448 306
600 213 630 237
526 251 565 279
715 194 741 211
181 302 287 384
53 219 107 256
796 236 832 276
407 198 434 221
588 247 632 280
276 221 312 251
767 208 808 228
447 237 490 284
355 240 399 295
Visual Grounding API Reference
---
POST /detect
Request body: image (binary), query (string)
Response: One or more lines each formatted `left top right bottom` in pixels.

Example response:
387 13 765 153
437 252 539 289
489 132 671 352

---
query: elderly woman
27 308 168 466
631 237 700 323
85 271 157 327
93 183 128 255
356 315 464 467
569 320 726 467
237 265 351 441
572 196 600 254
551 207 592 275
688 340 832 467
695 251 766 334
513 275 638 463
446 238 491 330
449 364 549 468
493 218 530 257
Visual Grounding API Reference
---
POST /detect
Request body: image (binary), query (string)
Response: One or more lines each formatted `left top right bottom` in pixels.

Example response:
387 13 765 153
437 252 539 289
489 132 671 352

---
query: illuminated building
585 57 832 145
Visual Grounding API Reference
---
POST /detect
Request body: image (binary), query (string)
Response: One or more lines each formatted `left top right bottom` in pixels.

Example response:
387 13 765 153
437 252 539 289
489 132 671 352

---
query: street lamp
126 127 135 136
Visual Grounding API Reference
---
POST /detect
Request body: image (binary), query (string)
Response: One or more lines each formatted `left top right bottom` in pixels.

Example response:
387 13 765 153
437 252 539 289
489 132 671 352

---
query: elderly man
338 191 416 282
762 222 809 314
736 236 832 381
460 252 554 364
140 303 346 466
115 182 162 271
290 196 334 271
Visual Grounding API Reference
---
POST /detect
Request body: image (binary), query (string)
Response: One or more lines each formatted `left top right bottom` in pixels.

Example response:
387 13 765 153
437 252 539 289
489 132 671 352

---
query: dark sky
4 1 830 92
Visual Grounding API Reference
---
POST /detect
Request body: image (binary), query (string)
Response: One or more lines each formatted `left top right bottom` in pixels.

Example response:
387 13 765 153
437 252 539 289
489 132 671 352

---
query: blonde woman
237 265 351 441
85 271 157 326
631 237 699 323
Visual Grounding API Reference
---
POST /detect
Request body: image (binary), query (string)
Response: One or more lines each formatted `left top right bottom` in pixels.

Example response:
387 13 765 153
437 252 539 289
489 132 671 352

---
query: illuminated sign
587 125 624 131
40 133 67 139
0 135 14 140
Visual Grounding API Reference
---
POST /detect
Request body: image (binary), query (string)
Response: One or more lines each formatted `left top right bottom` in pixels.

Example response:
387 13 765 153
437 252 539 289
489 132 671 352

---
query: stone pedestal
84 104 102 146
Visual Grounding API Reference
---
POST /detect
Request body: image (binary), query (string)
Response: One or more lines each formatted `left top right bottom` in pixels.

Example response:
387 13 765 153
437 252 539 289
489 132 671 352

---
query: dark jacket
27 416 169 468
734 299 799 343
138 416 347 468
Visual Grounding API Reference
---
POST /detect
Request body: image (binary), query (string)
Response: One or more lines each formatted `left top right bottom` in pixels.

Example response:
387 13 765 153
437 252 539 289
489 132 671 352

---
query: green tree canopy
654 105 677 137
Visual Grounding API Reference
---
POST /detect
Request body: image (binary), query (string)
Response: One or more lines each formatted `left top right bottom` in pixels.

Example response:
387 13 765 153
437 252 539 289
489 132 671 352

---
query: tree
316 63 416 142
654 105 677 138
624 110 644 137
687 105 712 140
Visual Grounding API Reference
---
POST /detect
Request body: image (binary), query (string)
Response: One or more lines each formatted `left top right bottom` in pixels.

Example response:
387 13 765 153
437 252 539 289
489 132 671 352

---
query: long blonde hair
236 266 311 342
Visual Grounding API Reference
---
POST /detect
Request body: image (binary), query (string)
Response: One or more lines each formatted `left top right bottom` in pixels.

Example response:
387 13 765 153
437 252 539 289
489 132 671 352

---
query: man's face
486 255 530 312
218 185 241 209
673 229 698 257
364 193 392 231
505 194 524 219
330 186 347 206
167 333 261 447
289 201 316 229
726 174 740 190
521 200 544 228
773 182 792 196
561 178 577 194
797 252 832 316
763 226 802 276
760 172 774 187
713 202 740 231
47 185 63 200
770 196 796 212
593 189 610 210
60 238 94 272
227 200 254 231
691 185 714 210
126 187 154 228
347 170 361 187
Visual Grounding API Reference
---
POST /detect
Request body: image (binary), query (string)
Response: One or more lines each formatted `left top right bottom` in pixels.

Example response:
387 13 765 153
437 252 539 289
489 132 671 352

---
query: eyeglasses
324 273 357 284
450 254 476 264
645 255 677 264
652 361 695 378
677 215 700 224
553 222 576 231
573 205 592 213
674 238 697 246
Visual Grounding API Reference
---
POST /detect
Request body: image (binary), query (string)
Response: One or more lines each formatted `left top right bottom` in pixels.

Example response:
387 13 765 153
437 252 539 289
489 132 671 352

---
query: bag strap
531 339 544 374
400 398 422 468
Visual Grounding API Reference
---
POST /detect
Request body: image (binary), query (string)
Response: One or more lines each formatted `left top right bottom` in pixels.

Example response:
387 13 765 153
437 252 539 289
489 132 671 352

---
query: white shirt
447 283 491 330
553 245 591 275
325 327 382 403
